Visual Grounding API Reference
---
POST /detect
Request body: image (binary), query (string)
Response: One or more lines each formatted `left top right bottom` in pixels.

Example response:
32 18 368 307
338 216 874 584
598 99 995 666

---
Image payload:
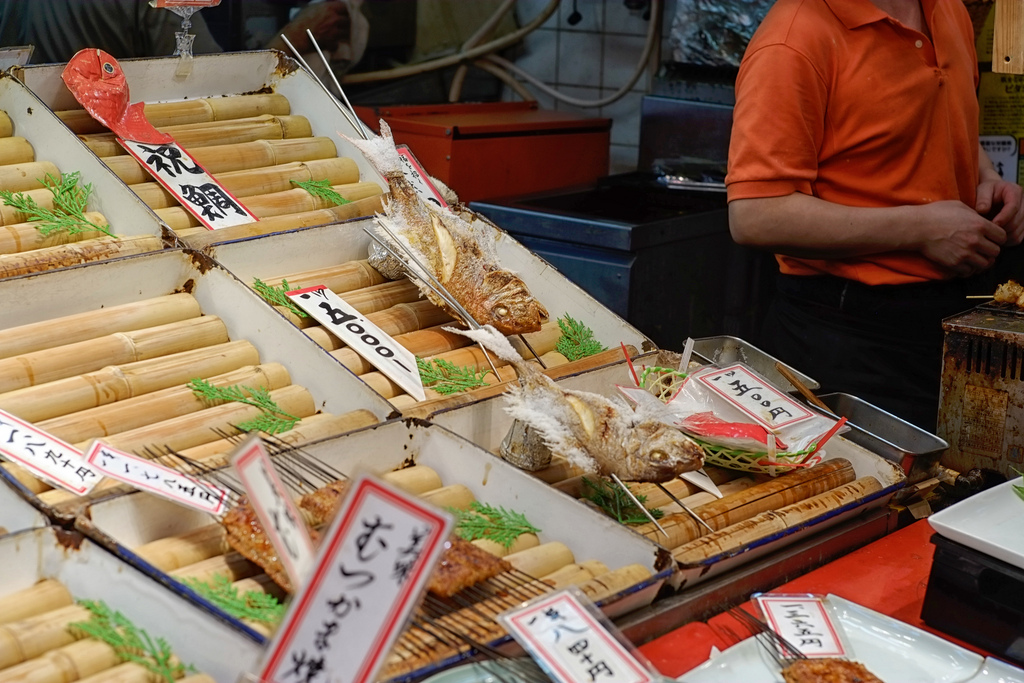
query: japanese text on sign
0 408 100 495
232 437 315 588
697 364 813 429
85 441 229 516
755 596 846 658
258 474 453 683
396 145 448 208
287 285 426 401
120 139 257 230
501 591 655 683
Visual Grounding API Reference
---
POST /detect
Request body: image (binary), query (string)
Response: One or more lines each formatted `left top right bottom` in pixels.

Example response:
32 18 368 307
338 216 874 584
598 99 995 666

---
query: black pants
760 273 997 432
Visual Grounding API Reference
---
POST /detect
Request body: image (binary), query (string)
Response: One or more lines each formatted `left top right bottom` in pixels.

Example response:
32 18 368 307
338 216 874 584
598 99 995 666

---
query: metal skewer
278 34 368 140
305 29 372 140
517 333 546 369
611 472 667 538
654 482 715 533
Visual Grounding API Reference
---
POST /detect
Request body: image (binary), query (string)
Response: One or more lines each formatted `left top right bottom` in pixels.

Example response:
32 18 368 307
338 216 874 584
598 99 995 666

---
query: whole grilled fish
348 121 549 335
463 326 705 483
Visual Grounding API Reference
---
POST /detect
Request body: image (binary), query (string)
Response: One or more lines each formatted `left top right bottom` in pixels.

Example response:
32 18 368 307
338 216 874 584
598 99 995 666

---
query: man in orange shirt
727 0 1024 430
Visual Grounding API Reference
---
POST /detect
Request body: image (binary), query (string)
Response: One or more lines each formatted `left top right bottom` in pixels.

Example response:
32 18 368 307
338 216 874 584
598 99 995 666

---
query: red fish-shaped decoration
61 49 172 144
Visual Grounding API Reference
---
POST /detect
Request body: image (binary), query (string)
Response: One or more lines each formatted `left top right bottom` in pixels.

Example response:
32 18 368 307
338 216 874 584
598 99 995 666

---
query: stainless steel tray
692 335 819 392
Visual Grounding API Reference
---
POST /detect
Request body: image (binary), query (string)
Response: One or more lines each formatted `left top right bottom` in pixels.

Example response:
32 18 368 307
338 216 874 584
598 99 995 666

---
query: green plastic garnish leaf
555 314 606 362
290 178 352 207
181 575 284 627
188 378 300 435
1012 467 1024 502
252 277 307 318
69 599 194 683
0 171 116 238
417 357 492 394
581 476 663 525
448 501 541 549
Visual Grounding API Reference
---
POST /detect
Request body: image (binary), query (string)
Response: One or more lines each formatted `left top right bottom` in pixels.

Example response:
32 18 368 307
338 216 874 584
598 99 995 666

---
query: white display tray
77 420 671 650
0 526 263 682
428 355 905 588
679 595 1014 683
929 477 1024 571
0 474 46 536
0 248 395 517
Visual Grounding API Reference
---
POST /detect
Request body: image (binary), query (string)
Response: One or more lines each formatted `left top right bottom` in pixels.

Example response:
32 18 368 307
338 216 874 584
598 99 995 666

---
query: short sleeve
726 43 830 202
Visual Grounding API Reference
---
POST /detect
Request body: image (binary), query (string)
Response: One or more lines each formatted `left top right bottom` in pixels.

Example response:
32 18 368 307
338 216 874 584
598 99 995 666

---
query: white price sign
287 285 426 401
256 473 453 683
755 595 848 658
121 139 258 230
232 436 316 589
396 145 448 208
500 590 656 683
0 408 100 495
85 441 229 516
697 364 814 430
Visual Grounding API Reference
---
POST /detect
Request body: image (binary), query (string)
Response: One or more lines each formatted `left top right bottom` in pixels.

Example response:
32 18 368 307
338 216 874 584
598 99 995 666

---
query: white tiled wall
507 0 675 174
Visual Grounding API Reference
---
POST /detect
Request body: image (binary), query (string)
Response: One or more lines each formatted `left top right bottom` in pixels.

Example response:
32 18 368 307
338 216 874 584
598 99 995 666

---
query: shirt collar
821 0 890 29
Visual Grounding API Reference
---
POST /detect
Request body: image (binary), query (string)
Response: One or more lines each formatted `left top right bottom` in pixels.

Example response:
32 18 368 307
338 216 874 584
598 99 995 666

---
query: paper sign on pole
697 364 814 430
754 595 849 659
84 441 229 516
231 436 316 589
0 408 101 495
396 145 448 208
287 285 426 401
256 473 453 683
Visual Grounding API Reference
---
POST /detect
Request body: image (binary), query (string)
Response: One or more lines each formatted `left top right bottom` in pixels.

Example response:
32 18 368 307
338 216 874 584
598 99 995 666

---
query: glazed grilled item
348 121 548 335
427 536 513 598
221 498 305 594
298 479 348 527
782 658 884 683
994 279 1024 306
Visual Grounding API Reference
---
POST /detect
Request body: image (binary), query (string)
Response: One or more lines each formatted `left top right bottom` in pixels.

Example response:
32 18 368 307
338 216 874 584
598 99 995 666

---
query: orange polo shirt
726 0 980 285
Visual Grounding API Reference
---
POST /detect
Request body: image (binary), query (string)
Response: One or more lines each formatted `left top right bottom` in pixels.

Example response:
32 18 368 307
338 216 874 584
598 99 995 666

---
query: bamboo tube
0 112 12 138
0 161 60 192
76 661 162 683
401 346 637 419
672 477 883 564
262 258 385 294
171 409 379 465
420 483 475 510
578 564 653 602
169 551 259 584
75 384 317 455
540 563 596 589
310 300 450 352
176 195 384 249
57 94 292 134
0 294 200 361
123 183 177 210
80 114 313 157
38 363 291 444
0 604 90 670
0 637 120 683
579 559 612 576
1 462 49 493
331 325 473 375
232 574 287 602
532 456 586 485
0 137 34 166
0 580 72 625
472 533 540 558
0 316 228 394
385 465 442 495
155 180 382 231
0 235 164 279
0 340 260 424
278 279 423 329
0 188 59 226
634 458 857 548
656 478 757 514
134 524 229 572
505 541 574 577
179 675 216 683
628 470 746 509
0 213 111 255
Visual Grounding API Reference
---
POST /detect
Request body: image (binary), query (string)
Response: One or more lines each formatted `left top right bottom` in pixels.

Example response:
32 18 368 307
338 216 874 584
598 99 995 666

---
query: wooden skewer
0 340 260 424
56 93 292 134
774 361 830 412
0 161 60 192
103 136 339 185
0 316 228 394
0 212 110 255
0 137 34 166
0 293 200 361
0 234 163 279
0 579 72 625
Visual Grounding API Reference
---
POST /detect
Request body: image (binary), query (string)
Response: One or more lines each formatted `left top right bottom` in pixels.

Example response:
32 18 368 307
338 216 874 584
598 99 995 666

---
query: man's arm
975 142 1024 245
729 193 1006 279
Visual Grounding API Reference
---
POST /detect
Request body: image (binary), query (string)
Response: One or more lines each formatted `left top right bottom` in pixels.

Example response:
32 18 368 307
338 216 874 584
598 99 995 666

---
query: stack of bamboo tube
127 463 651 673
53 94 385 247
0 110 163 279
0 293 380 510
248 257 635 413
0 579 216 683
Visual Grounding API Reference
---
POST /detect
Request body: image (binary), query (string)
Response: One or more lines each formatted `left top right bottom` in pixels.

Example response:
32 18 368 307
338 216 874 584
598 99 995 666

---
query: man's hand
268 2 351 54
976 172 1024 246
917 200 1006 278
